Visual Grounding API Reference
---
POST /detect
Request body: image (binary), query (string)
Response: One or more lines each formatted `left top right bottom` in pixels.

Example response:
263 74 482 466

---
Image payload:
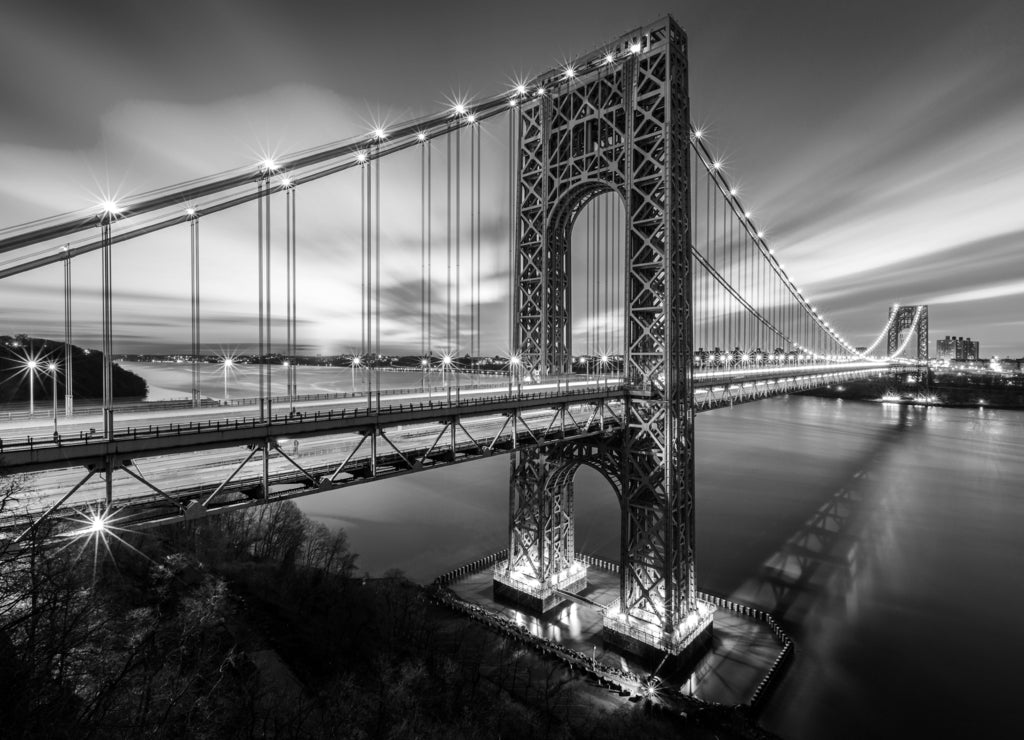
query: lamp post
351 356 360 392
283 361 292 413
26 359 38 415
442 354 452 402
48 362 58 434
509 354 520 396
222 357 233 401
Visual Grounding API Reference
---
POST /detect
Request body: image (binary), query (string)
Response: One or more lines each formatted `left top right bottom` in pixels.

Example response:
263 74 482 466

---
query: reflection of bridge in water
1 16 930 665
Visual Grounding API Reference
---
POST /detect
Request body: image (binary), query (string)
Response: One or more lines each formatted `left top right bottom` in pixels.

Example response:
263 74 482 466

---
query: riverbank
801 376 1024 410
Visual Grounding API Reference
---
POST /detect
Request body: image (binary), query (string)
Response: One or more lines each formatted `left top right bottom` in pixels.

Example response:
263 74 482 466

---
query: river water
128 362 1022 738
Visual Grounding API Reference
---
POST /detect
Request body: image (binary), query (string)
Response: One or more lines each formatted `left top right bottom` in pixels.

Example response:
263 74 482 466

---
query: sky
1 0 1022 357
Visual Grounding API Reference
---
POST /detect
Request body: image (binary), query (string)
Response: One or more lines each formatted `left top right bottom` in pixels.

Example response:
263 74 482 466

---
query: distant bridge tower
497 16 713 661
887 305 929 361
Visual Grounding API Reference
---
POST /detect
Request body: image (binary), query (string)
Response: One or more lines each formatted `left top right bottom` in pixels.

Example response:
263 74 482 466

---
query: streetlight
441 354 453 401
508 354 521 396
221 357 234 401
25 359 38 415
48 361 58 435
283 360 294 413
351 355 361 391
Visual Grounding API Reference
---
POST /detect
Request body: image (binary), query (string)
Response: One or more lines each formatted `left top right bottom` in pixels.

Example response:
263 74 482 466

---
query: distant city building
936 335 980 361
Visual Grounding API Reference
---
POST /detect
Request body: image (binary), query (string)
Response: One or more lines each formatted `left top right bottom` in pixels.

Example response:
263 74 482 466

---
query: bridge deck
0 363 890 538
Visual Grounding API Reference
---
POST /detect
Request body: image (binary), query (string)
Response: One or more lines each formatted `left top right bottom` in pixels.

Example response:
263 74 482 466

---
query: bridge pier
602 599 715 665
500 16 715 663
494 446 589 613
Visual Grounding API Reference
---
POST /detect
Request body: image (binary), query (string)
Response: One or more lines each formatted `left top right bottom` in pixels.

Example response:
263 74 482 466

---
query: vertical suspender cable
257 178 265 420
365 155 373 405
598 192 606 354
290 186 298 404
476 120 482 359
265 176 272 419
375 143 381 403
63 247 74 415
421 139 426 357
285 191 292 405
616 192 621 358
366 160 370 362
427 140 433 358
190 213 200 407
507 110 514 355
711 176 718 355
703 168 709 354
729 210 734 354
585 197 591 357
468 124 475 358
469 124 476 357
455 125 461 358
100 219 113 442
593 196 600 354
446 127 452 355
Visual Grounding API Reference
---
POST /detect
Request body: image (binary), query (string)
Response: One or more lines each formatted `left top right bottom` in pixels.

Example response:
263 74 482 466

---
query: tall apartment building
936 335 980 361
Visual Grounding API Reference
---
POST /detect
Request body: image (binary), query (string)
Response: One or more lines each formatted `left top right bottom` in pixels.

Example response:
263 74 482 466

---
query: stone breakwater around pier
430 550 794 714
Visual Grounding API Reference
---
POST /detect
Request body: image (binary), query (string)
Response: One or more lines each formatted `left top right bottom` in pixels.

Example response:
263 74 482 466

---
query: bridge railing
0 383 627 453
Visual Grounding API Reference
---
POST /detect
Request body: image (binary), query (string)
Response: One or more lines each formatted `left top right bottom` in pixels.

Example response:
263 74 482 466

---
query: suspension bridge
0 16 928 660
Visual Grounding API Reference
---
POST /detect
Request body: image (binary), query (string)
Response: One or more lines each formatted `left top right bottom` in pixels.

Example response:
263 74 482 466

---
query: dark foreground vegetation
0 478 774 739
1 334 147 404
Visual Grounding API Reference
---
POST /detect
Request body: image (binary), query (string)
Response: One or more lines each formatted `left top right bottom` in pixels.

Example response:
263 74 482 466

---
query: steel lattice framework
505 17 702 649
887 304 929 361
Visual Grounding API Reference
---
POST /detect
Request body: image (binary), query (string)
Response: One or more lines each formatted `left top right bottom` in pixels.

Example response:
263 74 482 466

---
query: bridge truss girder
2 395 623 548
509 16 700 648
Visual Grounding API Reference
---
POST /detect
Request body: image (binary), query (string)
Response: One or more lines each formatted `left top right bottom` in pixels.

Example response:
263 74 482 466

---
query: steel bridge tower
495 16 713 660
887 305 929 361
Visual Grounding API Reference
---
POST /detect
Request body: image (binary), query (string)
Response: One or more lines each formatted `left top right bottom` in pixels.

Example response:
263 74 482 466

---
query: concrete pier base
602 599 716 670
492 560 588 614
